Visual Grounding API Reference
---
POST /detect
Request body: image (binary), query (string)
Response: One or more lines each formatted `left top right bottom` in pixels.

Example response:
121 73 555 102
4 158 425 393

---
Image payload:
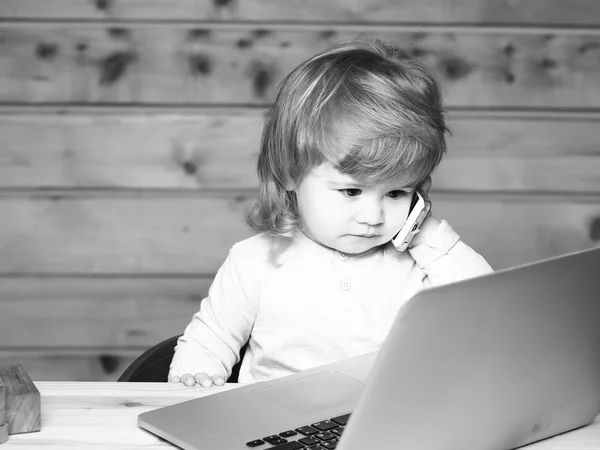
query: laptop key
246 439 265 447
312 420 339 431
279 430 298 438
331 427 344 436
316 432 336 441
265 437 287 446
320 441 338 449
296 425 319 436
330 414 351 426
263 435 282 442
299 436 321 446
268 441 305 450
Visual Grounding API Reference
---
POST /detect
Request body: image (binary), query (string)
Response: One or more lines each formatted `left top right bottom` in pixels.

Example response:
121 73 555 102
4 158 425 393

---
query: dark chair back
118 335 246 383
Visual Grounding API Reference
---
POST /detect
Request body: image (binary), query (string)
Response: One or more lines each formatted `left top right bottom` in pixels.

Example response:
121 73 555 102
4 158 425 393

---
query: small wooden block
0 365 40 435
0 424 7 445
0 377 8 444
0 424 8 445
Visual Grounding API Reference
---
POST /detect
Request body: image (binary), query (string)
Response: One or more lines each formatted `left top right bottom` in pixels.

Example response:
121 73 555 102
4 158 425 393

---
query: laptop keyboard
245 413 350 449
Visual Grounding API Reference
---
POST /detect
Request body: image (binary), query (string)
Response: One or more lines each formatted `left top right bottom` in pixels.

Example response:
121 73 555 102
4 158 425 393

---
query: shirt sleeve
408 220 493 288
169 246 258 379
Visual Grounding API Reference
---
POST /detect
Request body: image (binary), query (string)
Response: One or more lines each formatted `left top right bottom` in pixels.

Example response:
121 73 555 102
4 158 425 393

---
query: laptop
139 246 600 450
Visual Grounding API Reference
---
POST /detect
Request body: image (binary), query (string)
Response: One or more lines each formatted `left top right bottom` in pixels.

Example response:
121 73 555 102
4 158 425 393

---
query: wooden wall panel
1 110 600 193
2 0 600 25
0 195 255 274
0 277 207 347
0 350 137 381
0 277 207 381
2 26 600 108
0 194 598 273
1 1 600 381
0 110 263 189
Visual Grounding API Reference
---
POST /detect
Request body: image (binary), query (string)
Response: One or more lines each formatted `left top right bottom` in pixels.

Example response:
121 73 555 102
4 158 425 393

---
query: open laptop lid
339 246 600 450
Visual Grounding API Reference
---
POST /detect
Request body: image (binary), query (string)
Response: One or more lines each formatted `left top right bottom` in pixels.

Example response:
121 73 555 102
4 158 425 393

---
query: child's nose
356 200 384 226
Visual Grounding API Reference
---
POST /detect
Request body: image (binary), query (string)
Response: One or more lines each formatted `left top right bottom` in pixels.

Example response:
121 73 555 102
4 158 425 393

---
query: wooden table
1 382 599 449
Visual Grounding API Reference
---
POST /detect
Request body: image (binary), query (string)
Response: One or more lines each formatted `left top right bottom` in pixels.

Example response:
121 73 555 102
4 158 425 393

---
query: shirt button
340 279 351 291
339 252 349 260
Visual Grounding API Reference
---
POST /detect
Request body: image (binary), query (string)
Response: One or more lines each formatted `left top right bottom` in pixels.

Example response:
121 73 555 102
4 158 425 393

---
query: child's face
293 162 416 255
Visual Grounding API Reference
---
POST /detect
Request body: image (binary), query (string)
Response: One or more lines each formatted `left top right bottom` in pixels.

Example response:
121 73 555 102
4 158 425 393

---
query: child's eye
340 189 362 197
388 190 409 199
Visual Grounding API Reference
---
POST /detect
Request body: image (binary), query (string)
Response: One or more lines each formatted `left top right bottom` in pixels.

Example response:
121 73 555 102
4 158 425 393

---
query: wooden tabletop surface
2 382 599 449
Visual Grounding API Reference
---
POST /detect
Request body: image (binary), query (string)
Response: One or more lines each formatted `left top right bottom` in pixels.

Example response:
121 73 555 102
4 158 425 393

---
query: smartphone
392 187 431 252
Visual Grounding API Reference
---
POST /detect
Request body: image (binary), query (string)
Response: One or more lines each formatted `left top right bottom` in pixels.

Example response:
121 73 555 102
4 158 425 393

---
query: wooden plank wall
1 1 599 381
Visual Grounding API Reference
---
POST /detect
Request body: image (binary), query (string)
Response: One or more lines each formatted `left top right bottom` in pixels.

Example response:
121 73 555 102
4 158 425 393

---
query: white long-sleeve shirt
169 220 493 383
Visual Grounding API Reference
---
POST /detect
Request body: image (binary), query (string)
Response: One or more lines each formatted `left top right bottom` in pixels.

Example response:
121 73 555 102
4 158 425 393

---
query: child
169 39 493 387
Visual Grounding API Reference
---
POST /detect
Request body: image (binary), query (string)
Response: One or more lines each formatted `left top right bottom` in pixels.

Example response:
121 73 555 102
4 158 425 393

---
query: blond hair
246 38 448 242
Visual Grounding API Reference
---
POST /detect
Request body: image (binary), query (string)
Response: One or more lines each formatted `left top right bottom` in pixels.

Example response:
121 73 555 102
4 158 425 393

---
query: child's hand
169 372 226 387
409 214 441 248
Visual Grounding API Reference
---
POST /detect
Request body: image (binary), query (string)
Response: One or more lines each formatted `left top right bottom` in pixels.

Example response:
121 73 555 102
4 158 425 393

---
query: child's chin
338 241 384 256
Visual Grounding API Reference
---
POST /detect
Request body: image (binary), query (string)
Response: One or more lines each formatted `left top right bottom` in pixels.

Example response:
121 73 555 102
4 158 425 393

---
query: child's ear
419 176 432 194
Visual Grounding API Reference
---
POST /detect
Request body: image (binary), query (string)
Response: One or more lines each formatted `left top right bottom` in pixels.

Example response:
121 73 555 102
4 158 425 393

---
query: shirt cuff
408 220 460 268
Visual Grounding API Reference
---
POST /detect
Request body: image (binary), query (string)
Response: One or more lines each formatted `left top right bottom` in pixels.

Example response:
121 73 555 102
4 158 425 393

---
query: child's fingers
211 374 225 386
181 373 197 387
170 372 223 387
194 372 214 387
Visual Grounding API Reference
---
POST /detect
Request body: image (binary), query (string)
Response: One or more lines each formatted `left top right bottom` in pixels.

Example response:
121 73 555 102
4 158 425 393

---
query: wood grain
3 382 237 449
0 366 40 435
2 0 600 25
0 376 6 443
0 194 255 274
2 0 600 387
0 382 595 449
0 109 263 190
0 277 208 347
0 350 138 382
0 194 598 274
1 110 599 193
1 26 600 108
